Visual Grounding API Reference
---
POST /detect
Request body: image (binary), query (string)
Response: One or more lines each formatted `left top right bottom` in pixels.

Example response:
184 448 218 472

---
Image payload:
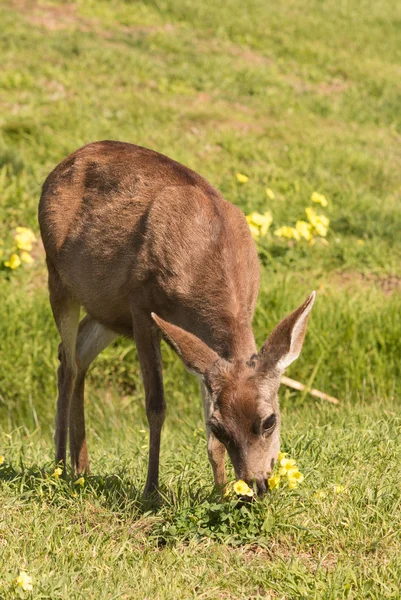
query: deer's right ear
151 313 220 376
257 292 316 373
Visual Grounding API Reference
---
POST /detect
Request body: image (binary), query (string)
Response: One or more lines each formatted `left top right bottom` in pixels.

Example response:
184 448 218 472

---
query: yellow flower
233 479 254 497
313 490 327 500
236 172 249 183
15 226 36 242
311 192 328 207
14 232 33 252
52 467 63 480
4 253 22 269
0 455 4 466
268 474 281 490
246 211 273 238
20 251 34 264
278 457 297 475
15 571 33 591
305 207 329 237
357 239 365 246
295 220 313 241
274 226 300 241
333 485 344 494
247 223 260 239
265 187 275 200
277 452 287 463
287 469 304 484
74 477 85 487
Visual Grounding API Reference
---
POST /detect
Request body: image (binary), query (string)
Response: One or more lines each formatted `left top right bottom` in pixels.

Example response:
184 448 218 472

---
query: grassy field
1 0 401 598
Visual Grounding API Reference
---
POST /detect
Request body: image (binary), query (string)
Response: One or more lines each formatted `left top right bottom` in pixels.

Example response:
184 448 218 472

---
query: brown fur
39 141 314 497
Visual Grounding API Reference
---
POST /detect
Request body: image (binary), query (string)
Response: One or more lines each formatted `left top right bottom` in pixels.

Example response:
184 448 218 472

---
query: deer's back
39 141 259 339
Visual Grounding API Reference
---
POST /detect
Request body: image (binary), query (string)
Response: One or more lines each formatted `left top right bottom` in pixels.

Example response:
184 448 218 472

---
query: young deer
39 141 315 498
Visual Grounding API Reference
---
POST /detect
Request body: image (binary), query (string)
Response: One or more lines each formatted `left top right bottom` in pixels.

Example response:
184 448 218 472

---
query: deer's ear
151 313 220 376
257 292 316 373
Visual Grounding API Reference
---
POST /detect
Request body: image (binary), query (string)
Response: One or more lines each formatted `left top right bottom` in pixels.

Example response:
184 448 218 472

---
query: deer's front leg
200 381 226 489
133 314 166 499
207 431 226 489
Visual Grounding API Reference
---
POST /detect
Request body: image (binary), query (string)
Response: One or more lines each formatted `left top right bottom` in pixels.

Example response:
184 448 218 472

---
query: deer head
152 291 315 497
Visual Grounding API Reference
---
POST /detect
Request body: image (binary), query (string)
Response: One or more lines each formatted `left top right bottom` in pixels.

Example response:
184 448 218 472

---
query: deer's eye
262 414 276 432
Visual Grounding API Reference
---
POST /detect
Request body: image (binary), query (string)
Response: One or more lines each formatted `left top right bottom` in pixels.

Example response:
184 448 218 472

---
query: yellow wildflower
274 226 300 241
357 239 365 246
15 571 33 591
305 207 329 237
287 469 304 484
288 480 298 490
52 467 63 480
278 457 297 475
20 251 34 264
311 192 328 207
268 474 281 490
265 187 275 200
295 220 313 241
74 477 85 487
313 490 327 500
0 455 4 466
333 485 344 494
233 479 254 497
247 222 260 239
236 172 249 183
14 232 33 252
277 452 287 462
246 211 273 238
15 226 36 242
4 253 22 269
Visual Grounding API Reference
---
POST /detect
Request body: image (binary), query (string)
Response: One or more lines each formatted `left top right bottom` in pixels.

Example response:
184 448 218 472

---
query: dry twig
281 375 339 405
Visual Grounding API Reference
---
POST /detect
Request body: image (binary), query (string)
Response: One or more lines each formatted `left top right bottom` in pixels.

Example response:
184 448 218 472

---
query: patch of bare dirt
284 74 350 96
242 541 339 573
12 0 174 37
12 0 91 32
331 271 401 296
315 80 350 96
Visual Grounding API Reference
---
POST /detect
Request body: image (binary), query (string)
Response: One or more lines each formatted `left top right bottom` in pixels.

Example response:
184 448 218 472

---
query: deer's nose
256 478 267 497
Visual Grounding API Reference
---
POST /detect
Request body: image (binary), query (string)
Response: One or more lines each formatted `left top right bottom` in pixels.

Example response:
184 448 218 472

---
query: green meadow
1 0 401 597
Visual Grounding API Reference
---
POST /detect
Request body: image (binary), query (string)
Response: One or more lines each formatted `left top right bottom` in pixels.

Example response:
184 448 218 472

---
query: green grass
1 0 401 598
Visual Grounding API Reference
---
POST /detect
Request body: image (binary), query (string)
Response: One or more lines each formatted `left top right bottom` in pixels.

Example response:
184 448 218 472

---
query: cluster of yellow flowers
245 210 273 238
239 174 330 244
268 452 304 490
2 227 36 270
274 196 329 243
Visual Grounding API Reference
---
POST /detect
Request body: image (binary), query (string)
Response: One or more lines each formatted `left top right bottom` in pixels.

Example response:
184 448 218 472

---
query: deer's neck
181 307 257 362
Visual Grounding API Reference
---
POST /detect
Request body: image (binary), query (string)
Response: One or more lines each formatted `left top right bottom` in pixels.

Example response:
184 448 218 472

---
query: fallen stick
281 375 339 405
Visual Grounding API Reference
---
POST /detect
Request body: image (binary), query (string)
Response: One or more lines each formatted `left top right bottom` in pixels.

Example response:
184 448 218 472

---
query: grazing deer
39 141 315 498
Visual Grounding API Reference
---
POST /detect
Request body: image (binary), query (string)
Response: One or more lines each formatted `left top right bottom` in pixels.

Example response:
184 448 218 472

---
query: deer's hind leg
70 316 118 474
48 263 80 469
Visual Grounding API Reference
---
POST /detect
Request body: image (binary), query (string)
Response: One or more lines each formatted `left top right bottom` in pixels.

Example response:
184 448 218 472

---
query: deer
38 141 315 499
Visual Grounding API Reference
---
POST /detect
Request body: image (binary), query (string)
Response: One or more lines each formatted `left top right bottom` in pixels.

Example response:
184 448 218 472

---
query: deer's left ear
257 292 316 373
151 313 221 376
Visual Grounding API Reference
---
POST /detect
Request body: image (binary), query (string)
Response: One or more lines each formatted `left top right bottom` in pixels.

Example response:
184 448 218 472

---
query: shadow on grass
0 462 275 547
0 462 159 515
